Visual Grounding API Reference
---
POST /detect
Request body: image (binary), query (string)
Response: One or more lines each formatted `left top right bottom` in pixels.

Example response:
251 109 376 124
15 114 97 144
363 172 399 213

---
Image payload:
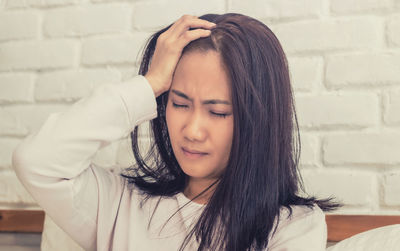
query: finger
171 16 216 37
180 18 216 32
166 15 198 35
176 29 212 47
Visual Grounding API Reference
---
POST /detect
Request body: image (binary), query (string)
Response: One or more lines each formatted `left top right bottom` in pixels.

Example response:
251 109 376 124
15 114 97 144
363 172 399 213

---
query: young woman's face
166 50 234 187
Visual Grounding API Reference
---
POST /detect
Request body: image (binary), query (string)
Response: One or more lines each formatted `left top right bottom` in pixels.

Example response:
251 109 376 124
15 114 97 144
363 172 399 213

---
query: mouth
181 147 208 159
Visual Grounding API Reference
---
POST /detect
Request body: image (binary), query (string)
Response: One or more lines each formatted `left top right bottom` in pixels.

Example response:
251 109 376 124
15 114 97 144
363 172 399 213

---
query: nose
183 111 207 143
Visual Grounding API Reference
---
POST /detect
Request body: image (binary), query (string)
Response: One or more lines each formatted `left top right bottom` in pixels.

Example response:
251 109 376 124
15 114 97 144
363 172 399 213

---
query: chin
179 164 207 178
180 163 221 181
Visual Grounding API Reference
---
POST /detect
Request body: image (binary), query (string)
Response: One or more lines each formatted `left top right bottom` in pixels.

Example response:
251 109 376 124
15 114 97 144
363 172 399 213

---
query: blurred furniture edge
325 215 400 242
1 210 400 242
0 210 44 233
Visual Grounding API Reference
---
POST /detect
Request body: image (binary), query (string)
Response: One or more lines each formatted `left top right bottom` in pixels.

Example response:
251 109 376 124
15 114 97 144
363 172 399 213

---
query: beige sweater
13 75 327 251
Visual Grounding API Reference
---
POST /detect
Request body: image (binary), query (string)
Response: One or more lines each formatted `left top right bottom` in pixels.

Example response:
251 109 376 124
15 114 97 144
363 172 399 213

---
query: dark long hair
121 13 339 251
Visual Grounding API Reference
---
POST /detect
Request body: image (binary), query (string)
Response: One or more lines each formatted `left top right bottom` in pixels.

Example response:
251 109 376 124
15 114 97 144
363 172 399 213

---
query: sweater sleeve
12 75 157 251
267 205 327 251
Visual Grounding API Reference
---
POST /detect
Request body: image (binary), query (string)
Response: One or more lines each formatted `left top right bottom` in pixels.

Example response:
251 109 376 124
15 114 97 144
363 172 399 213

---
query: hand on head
144 15 216 97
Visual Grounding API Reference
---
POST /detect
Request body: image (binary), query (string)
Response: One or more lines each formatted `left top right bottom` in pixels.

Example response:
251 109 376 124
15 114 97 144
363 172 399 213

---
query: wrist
144 74 164 97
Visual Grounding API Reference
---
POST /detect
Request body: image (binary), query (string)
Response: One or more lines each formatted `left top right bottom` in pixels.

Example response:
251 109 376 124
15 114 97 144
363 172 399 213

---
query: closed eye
173 102 230 118
210 111 229 118
172 103 188 108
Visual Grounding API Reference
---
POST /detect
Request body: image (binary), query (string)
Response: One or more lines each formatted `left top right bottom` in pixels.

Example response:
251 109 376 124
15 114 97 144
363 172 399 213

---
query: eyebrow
171 89 231 105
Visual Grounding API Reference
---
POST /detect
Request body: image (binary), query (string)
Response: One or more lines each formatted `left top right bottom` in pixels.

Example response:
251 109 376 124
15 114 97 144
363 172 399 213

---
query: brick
44 4 131 37
384 90 400 125
81 33 151 66
0 40 78 71
302 169 376 206
0 11 39 41
383 172 400 206
299 133 318 167
5 0 78 8
35 69 121 102
0 138 21 169
323 133 400 165
288 57 322 92
0 73 35 103
118 65 140 81
0 170 36 204
4 0 28 9
387 15 400 47
272 17 382 54
326 52 400 87
229 0 323 20
3 104 69 135
132 0 225 30
295 93 379 129
331 0 393 14
92 0 132 2
0 108 28 136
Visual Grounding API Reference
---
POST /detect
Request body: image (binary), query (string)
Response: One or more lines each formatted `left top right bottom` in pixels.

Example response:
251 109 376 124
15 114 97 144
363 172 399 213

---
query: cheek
223 127 234 165
166 103 178 141
213 120 234 156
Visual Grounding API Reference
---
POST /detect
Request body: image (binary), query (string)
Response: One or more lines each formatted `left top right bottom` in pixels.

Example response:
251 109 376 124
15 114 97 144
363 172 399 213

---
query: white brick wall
384 90 400 125
43 4 132 37
81 33 151 66
132 0 226 30
301 169 378 207
229 0 324 20
288 56 323 91
0 73 35 103
1 0 399 227
0 40 79 71
296 93 379 129
326 52 400 87
272 17 384 54
387 14 400 46
384 172 400 206
0 11 39 42
35 69 121 101
324 133 400 165
330 0 394 14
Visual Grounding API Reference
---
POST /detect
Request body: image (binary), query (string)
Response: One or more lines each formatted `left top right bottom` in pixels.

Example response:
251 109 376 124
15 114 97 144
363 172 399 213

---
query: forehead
171 50 231 99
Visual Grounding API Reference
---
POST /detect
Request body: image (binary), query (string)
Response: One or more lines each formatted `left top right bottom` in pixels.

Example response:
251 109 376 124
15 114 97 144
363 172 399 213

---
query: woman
13 13 338 251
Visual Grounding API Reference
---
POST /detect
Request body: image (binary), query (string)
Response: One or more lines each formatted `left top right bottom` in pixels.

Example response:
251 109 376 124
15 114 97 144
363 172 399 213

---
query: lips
181 147 208 158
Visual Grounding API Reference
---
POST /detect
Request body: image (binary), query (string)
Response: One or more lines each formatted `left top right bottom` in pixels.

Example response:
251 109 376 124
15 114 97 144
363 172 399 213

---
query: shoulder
267 204 327 251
